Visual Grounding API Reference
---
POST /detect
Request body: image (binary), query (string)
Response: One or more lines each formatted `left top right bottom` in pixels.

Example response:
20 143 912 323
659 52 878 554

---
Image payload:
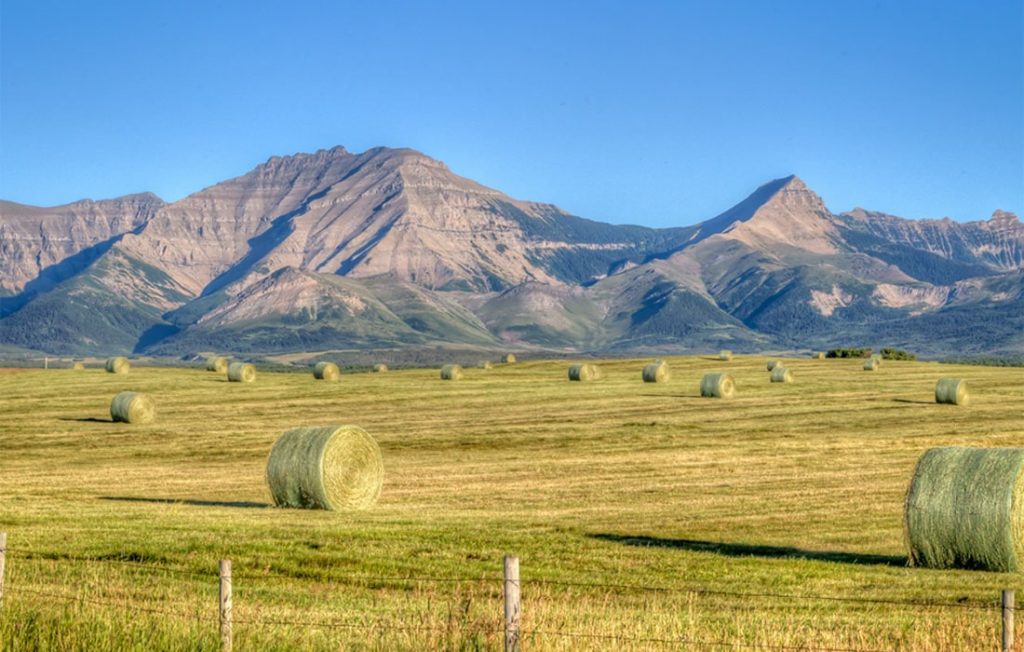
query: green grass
1 356 1022 650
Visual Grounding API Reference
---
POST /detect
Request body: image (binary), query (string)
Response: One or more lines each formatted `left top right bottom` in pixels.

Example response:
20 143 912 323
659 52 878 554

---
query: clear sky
1 1 1021 226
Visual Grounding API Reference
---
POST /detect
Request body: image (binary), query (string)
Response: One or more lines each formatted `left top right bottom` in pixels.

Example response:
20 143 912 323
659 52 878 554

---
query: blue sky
1 1 1020 226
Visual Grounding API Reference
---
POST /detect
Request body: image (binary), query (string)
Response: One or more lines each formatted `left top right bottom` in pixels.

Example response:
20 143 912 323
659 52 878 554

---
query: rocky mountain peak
766 175 828 214
991 209 1020 225
692 174 837 254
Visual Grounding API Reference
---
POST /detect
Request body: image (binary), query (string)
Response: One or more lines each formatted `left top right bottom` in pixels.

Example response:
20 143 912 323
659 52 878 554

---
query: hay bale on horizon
700 372 735 398
904 447 1024 571
266 425 383 511
864 358 879 371
440 364 463 380
568 363 601 381
719 350 733 361
373 363 388 373
813 352 826 360
110 391 155 424
105 357 129 374
313 361 341 381
72 362 85 370
478 360 494 370
227 362 256 383
935 378 969 406
770 366 793 383
642 360 670 383
205 356 229 373
502 353 517 364
766 359 779 371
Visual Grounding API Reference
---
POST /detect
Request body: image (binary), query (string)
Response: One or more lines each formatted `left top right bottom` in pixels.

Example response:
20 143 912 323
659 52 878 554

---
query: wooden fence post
219 559 232 652
0 532 7 610
1004 589 1015 652
504 555 521 652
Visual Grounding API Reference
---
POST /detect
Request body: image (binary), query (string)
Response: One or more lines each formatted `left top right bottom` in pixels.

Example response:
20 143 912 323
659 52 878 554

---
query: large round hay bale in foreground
766 359 779 371
313 361 341 380
105 357 129 374
205 356 229 373
935 378 969 406
568 363 601 381
110 391 155 424
478 360 494 370
502 353 517 364
373 363 388 373
72 362 85 370
642 360 670 383
905 447 1024 571
227 362 256 383
700 373 735 398
863 358 879 371
266 425 383 510
770 367 793 383
719 350 733 361
440 364 463 380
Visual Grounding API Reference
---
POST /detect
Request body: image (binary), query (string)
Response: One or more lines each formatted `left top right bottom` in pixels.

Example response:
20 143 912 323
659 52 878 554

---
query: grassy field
1 356 1022 651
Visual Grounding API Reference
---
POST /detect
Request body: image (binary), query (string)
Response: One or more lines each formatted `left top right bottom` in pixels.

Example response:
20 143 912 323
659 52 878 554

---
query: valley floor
0 357 1022 650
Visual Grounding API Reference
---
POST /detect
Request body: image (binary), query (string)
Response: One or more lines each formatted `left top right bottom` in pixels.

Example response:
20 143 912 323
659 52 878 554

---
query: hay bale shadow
99 496 270 509
892 399 934 405
58 417 114 423
589 533 906 567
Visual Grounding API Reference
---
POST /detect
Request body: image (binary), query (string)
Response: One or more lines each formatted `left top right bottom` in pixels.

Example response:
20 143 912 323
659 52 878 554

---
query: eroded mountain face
0 193 164 297
1 146 1021 356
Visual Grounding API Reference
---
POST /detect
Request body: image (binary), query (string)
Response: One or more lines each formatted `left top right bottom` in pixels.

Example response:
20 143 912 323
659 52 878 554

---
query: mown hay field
1 356 1022 651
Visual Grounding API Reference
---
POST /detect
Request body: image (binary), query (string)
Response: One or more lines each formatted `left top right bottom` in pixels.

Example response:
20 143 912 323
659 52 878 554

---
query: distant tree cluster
826 348 872 358
880 347 917 361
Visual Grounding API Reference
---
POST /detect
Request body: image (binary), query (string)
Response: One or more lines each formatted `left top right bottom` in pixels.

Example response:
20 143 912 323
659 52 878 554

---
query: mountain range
1 145 1021 358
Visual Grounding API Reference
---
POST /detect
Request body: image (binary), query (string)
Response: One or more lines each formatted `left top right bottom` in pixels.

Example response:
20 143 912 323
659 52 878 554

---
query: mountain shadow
0 232 129 317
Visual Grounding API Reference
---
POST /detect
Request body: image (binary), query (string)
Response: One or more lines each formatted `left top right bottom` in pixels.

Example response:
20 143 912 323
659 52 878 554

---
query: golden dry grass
1 355 1022 650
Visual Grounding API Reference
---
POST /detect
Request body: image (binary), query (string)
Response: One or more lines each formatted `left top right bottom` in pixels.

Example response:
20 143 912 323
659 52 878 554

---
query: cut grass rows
0 356 1022 650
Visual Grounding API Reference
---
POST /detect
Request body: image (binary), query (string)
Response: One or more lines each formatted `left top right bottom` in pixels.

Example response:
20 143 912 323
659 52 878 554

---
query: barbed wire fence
0 533 1017 651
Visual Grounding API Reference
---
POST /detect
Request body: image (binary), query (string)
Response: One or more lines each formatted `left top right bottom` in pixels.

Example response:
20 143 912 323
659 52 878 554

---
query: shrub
826 348 872 359
880 347 917 361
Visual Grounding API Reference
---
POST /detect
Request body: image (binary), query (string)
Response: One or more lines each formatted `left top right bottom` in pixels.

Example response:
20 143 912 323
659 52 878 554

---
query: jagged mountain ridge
1 146 1021 356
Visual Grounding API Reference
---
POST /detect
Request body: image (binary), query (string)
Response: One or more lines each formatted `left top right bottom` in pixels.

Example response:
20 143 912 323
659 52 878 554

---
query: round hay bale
227 362 256 383
904 446 1024 571
766 359 779 371
266 425 383 511
642 360 670 383
110 391 155 424
502 353 517 364
205 356 229 373
719 350 733 361
813 352 826 360
935 378 969 406
478 360 494 370
440 364 463 380
373 363 388 373
568 363 601 381
72 362 85 370
313 361 341 381
105 357 129 374
863 358 879 371
700 373 735 398
770 366 793 383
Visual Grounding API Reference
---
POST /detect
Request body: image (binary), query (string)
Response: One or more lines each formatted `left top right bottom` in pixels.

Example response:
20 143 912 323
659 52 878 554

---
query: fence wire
2 546 1013 652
